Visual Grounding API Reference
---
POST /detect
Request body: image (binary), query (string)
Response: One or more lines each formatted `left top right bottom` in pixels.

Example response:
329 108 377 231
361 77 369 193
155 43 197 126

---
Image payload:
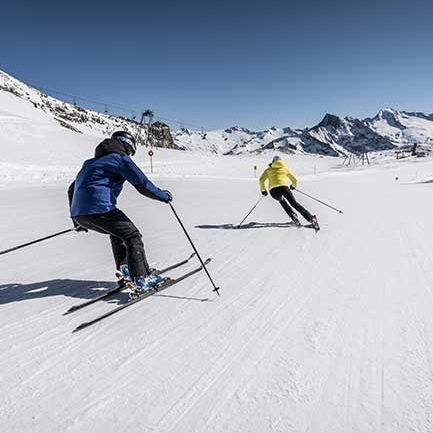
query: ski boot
309 215 320 231
119 264 131 280
116 264 158 281
114 264 132 288
291 213 302 227
128 273 165 300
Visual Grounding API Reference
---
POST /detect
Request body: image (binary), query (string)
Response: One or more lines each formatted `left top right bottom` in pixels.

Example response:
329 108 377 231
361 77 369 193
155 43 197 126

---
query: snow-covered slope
0 70 177 153
2 67 433 433
2 145 433 433
0 86 96 182
0 70 135 138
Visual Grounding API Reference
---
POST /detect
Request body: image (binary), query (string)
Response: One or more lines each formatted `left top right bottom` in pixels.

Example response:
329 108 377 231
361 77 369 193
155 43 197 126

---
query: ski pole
0 228 76 256
168 203 221 296
294 188 343 214
237 195 264 228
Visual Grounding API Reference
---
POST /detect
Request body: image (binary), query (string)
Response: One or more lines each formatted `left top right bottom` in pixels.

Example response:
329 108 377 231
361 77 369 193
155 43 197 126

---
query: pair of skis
65 253 210 332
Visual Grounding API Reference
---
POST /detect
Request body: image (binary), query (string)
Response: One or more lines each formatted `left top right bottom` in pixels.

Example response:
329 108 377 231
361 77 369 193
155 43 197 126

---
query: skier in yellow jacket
259 155 319 229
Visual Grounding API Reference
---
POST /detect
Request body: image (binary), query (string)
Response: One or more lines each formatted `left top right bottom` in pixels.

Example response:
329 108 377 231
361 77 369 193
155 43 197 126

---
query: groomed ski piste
2 90 433 433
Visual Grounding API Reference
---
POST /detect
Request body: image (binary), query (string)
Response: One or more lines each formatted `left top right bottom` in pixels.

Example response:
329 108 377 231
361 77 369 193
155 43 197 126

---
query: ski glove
261 190 268 196
163 190 173 203
290 185 296 190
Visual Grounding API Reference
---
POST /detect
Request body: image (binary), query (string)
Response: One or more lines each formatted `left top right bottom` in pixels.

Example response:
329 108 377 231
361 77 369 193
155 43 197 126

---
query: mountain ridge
1 69 432 157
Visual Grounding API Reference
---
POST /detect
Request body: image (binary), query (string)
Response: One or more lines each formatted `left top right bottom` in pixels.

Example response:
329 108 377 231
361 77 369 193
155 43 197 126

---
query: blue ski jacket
69 139 170 217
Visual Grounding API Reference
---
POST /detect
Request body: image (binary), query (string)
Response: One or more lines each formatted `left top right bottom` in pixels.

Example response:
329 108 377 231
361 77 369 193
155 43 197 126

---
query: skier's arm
285 168 297 189
258 169 268 193
134 183 170 201
119 156 171 202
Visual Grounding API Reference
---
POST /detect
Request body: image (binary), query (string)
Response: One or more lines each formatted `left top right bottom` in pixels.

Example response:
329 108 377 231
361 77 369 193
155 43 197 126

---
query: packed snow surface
2 87 433 433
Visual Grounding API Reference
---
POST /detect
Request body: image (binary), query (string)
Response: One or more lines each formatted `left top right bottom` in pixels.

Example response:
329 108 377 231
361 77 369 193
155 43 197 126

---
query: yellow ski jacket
259 160 297 192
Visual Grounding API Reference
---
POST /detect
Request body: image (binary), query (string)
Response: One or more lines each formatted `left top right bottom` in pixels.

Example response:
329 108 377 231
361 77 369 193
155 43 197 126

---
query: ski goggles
116 136 137 156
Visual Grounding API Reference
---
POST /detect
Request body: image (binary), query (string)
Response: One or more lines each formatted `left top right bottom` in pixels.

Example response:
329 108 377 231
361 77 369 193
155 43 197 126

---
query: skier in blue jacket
68 131 172 293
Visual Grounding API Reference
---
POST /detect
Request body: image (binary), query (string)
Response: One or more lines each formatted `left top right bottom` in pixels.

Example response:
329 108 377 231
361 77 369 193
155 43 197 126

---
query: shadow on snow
0 279 123 305
0 278 209 306
196 221 301 230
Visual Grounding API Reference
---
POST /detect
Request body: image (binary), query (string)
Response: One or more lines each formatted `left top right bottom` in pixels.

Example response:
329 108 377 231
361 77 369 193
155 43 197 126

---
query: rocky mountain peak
317 113 343 129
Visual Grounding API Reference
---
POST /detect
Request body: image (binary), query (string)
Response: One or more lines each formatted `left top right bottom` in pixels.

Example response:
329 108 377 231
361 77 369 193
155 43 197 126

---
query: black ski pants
74 208 151 279
269 186 312 223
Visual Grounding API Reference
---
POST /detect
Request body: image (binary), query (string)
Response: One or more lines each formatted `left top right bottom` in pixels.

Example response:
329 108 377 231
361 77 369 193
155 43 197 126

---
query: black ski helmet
111 131 137 156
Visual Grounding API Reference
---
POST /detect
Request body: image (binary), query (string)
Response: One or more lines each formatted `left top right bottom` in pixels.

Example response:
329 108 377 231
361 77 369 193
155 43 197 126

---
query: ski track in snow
1 159 433 432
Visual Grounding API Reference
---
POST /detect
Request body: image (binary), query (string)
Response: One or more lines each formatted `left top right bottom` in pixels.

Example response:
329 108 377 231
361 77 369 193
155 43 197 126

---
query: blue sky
1 0 433 131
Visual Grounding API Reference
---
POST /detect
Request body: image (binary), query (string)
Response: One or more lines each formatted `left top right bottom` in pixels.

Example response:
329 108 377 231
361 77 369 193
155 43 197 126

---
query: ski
73 258 211 332
64 252 196 315
303 223 320 231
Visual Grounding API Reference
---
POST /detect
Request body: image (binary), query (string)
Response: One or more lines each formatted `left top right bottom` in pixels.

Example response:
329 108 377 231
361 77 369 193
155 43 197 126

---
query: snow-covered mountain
2 69 433 157
366 108 433 145
0 70 132 137
0 70 177 150
303 113 396 156
175 109 433 157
